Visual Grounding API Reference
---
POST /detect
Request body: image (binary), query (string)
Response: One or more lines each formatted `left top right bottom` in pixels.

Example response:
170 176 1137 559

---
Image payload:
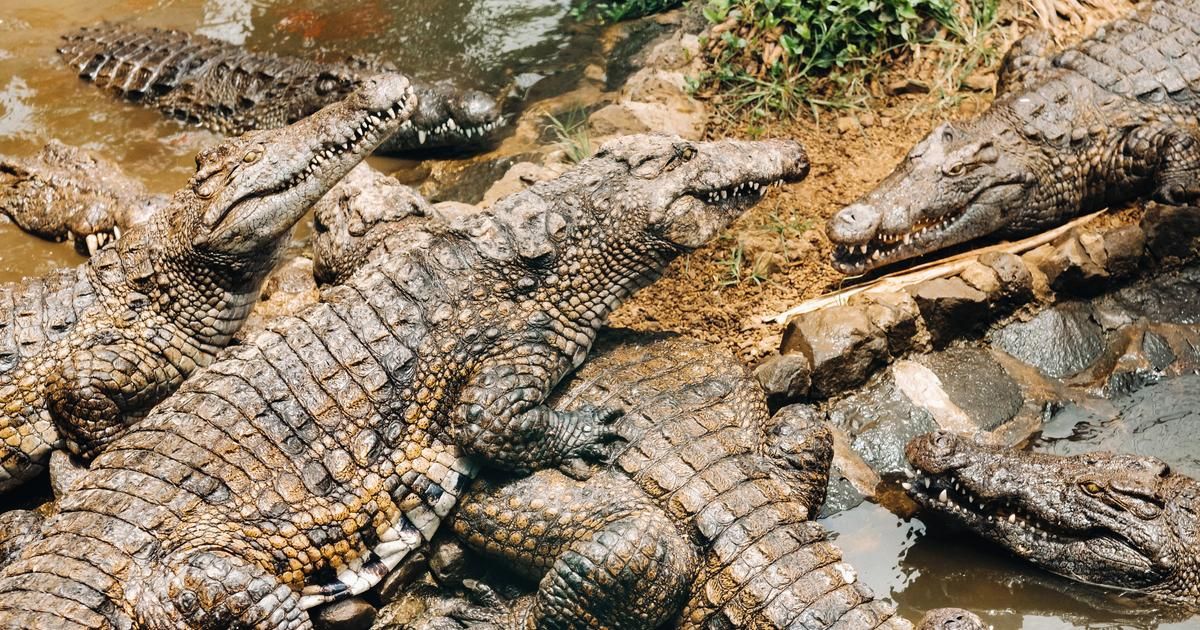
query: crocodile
0 133 809 628
906 431 1200 607
0 73 416 494
0 140 167 255
57 23 506 155
827 0 1200 275
303 170 927 629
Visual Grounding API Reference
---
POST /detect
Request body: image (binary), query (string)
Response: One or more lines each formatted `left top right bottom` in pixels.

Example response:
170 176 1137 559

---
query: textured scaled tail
679 512 909 629
57 23 221 102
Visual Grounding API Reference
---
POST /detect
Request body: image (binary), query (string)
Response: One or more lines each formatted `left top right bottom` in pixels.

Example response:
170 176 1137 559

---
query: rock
479 162 556 208
885 78 930 95
915 348 1023 432
850 290 924 356
780 305 889 398
958 261 999 296
858 112 877 128
588 101 705 140
907 278 989 347
991 302 1104 378
1101 224 1145 278
374 550 429 604
978 251 1034 307
622 68 693 106
429 539 468 584
583 63 606 84
646 33 700 69
754 352 812 401
827 370 938 476
313 597 377 630
835 116 859 135
1023 232 1109 294
1142 204 1200 262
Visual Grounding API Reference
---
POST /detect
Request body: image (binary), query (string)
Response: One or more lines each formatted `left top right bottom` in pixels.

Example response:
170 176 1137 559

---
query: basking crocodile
0 73 416 494
0 134 809 628
906 431 1200 607
58 23 506 155
0 141 167 255
305 188 978 628
827 0 1200 274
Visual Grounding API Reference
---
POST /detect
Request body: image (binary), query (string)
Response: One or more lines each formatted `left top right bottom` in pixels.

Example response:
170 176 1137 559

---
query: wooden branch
763 209 1109 325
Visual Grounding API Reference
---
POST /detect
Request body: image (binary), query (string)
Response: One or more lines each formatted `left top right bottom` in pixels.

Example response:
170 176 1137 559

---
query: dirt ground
610 1 1133 364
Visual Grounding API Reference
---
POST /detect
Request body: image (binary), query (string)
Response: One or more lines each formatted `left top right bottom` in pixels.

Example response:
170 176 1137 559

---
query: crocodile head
311 164 432 285
906 431 1200 602
828 119 1035 275
578 134 810 250
379 79 505 153
168 73 416 267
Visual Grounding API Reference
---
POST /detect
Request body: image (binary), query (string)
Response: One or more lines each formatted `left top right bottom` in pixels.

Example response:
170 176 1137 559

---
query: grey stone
978 251 1034 307
991 303 1105 378
780 305 889 397
916 348 1023 431
907 278 989 347
754 352 811 401
313 597 377 630
1101 224 1146 278
1142 204 1200 261
429 539 468 584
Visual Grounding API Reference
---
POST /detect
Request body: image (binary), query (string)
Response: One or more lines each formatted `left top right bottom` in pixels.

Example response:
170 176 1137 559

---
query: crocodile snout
827 203 881 243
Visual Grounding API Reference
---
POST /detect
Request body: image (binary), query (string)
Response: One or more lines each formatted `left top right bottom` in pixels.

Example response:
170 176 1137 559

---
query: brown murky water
0 0 591 279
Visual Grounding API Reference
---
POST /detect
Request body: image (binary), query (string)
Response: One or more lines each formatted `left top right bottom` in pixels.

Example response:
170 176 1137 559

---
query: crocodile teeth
86 234 99 256
901 481 913 490
1009 513 1017 523
938 489 949 503
418 130 427 144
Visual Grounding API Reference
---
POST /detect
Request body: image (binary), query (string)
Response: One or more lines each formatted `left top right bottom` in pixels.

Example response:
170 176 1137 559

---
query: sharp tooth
938 489 949 503
418 130 427 144
1009 514 1017 523
902 482 912 490
923 478 930 489
113 226 122 240
86 234 98 255
447 119 458 130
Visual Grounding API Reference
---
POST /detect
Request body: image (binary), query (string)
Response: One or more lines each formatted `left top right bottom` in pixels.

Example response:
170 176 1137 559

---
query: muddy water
0 0 593 278
823 376 1200 629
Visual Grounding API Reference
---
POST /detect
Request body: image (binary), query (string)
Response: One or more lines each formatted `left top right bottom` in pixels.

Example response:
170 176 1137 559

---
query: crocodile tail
57 23 223 103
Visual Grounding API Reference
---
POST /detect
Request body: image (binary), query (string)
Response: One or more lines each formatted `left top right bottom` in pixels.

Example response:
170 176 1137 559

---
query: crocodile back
58 24 361 135
544 334 909 629
1054 0 1200 107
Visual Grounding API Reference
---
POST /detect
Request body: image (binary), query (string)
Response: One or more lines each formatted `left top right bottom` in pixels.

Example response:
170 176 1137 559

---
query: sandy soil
610 2 1134 364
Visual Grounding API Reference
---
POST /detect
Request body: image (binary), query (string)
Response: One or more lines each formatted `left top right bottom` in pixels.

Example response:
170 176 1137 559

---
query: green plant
543 109 593 163
715 242 769 286
572 0 684 22
695 0 965 113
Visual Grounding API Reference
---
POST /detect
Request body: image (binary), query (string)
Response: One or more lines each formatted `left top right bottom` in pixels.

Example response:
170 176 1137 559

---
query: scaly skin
0 140 167 255
907 431 1200 607
0 74 416 494
0 134 809 628
446 333 917 629
828 0 1200 274
57 23 506 155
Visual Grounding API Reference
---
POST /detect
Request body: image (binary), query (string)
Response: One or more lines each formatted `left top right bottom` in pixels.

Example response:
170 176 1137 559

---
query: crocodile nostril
932 431 957 454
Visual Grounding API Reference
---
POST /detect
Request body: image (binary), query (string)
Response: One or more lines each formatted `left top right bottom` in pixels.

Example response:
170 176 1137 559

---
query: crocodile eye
1082 481 1104 495
945 162 966 177
679 145 696 161
243 148 262 164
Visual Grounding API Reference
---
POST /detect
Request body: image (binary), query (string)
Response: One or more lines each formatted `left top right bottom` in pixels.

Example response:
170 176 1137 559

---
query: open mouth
274 104 413 195
693 177 788 205
414 116 505 145
905 470 1080 545
832 206 968 274
67 227 122 256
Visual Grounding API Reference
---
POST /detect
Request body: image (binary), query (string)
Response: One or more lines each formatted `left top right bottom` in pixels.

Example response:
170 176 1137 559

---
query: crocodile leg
1154 127 1200 204
44 341 184 460
454 360 625 473
452 472 697 630
995 31 1055 95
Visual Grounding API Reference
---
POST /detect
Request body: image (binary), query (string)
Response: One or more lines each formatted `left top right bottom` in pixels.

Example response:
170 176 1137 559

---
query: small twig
763 209 1109 324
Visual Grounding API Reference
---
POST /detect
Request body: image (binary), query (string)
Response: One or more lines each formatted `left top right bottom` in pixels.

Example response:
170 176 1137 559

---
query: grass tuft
543 109 593 163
